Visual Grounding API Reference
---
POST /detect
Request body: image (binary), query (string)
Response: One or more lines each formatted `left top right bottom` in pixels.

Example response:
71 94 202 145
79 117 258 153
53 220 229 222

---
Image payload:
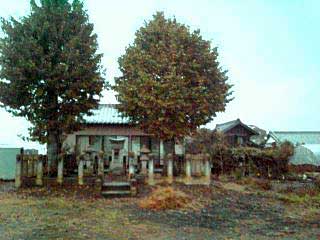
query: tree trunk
47 130 60 176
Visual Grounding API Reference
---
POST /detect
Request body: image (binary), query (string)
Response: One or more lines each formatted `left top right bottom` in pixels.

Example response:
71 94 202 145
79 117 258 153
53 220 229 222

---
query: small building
215 119 259 146
63 104 184 170
0 148 38 180
268 131 320 166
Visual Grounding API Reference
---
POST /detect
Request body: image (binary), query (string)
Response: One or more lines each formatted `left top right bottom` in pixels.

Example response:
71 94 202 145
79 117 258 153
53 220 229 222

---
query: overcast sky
0 0 319 151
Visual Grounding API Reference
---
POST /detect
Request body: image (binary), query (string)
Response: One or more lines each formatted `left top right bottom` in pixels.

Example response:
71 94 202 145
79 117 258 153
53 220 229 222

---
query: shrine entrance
109 137 127 171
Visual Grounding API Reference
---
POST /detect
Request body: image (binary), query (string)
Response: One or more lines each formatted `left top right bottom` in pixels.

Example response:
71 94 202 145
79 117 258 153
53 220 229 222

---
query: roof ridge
98 103 119 108
216 118 239 127
84 104 129 125
273 131 320 133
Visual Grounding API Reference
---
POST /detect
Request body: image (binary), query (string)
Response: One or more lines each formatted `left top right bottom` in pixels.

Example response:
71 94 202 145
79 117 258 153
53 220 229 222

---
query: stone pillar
160 140 165 165
148 157 154 185
194 154 202 177
129 164 135 179
36 156 43 186
167 154 173 183
185 154 192 178
15 155 22 188
204 154 211 184
98 151 104 177
57 155 64 184
141 160 148 174
128 153 135 179
78 157 84 185
140 150 149 175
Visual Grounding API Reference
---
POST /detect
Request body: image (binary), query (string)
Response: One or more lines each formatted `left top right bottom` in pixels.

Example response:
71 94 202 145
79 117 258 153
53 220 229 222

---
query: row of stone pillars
16 152 211 188
15 154 45 188
141 152 211 186
15 152 105 188
77 151 105 185
185 154 211 184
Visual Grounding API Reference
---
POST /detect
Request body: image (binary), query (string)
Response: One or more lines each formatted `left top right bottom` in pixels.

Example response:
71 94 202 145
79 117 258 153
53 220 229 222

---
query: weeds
237 177 272 191
138 187 195 211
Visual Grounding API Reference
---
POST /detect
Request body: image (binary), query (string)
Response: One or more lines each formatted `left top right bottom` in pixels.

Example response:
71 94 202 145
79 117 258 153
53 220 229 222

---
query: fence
15 154 47 188
15 151 105 188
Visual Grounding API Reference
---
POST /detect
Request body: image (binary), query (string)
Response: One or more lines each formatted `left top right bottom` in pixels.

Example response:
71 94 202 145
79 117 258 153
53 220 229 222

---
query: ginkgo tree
0 0 106 171
114 12 232 150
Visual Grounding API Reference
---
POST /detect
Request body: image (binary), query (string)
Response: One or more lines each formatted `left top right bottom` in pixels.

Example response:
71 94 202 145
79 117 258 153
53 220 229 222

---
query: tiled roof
269 131 320 145
215 119 258 135
83 104 130 125
216 119 240 132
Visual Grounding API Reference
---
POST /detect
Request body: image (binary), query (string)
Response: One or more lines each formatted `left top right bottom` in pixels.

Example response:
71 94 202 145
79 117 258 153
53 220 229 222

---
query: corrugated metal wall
0 148 20 180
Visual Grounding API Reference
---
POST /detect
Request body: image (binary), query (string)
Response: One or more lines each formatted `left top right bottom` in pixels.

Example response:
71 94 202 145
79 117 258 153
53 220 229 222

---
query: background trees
114 12 232 145
0 0 106 170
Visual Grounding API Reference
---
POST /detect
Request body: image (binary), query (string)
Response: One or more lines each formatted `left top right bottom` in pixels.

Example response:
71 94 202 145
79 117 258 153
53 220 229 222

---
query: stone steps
101 190 131 197
101 181 133 198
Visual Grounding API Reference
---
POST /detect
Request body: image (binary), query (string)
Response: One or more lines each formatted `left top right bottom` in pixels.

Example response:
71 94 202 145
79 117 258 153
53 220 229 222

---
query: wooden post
57 155 64 184
78 156 84 185
30 156 34 177
36 155 43 186
15 155 22 188
27 157 33 177
167 154 173 183
22 155 28 177
148 156 154 185
33 156 37 177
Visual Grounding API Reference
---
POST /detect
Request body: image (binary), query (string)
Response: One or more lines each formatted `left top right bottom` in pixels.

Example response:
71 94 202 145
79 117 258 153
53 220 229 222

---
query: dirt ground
0 178 319 240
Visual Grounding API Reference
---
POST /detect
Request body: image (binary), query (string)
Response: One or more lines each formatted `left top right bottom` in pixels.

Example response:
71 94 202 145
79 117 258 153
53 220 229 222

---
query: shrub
138 187 191 211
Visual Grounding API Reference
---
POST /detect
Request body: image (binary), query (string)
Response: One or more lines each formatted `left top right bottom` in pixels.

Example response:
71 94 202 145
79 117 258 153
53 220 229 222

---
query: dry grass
139 186 198 211
237 177 272 191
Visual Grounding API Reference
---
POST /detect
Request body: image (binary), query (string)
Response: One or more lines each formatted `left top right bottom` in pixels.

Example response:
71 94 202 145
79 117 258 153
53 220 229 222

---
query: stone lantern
140 145 151 175
84 146 97 172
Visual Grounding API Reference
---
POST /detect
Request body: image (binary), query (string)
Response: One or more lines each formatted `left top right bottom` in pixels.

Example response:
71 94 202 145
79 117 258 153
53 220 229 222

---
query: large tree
114 12 232 145
0 0 106 169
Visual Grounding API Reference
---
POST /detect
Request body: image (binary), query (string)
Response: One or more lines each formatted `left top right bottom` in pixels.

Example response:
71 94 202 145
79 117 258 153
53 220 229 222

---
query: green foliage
186 129 294 178
0 1 106 146
114 12 232 140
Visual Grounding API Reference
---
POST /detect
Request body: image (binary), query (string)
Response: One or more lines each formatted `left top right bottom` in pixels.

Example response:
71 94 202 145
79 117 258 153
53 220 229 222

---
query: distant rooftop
215 119 258 135
83 104 130 125
269 131 320 145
